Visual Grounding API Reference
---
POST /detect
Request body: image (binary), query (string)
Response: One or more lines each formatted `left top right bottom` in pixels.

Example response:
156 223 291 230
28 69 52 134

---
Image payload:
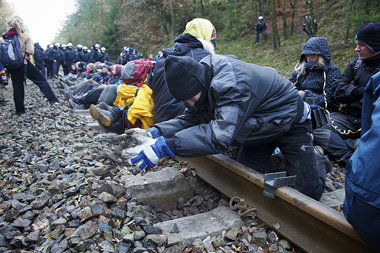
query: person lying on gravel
90 18 216 134
129 54 326 201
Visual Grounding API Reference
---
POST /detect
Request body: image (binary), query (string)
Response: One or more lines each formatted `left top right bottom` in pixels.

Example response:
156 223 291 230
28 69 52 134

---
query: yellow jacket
114 75 154 129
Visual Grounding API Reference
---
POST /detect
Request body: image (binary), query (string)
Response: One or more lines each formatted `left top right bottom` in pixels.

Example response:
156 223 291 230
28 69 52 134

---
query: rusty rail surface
177 154 372 253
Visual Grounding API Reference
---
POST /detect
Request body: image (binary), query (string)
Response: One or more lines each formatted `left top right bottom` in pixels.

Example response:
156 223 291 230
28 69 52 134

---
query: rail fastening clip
263 171 296 198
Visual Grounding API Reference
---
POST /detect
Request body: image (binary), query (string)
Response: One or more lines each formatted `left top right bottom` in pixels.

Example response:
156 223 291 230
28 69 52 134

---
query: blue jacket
345 71 380 209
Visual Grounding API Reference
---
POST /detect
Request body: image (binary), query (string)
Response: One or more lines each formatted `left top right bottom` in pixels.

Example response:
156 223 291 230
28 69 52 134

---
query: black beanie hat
164 55 206 101
356 22 380 53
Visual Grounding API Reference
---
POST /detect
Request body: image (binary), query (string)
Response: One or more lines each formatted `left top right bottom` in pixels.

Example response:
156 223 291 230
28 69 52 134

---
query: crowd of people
2 14 379 251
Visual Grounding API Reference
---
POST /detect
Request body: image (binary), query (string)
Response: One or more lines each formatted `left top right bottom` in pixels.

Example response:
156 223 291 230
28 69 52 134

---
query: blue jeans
9 60 58 113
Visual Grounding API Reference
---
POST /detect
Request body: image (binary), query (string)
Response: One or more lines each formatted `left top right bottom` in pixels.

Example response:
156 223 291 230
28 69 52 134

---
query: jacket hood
6 16 25 35
162 33 204 56
301 37 331 63
183 18 215 42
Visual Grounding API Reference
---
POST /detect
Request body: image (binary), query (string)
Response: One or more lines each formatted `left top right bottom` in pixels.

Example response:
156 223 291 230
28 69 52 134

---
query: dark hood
162 33 204 56
301 37 331 63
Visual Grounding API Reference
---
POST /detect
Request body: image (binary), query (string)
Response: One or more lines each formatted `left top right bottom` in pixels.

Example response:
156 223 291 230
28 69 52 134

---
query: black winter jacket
334 54 380 117
156 54 303 157
289 37 341 110
33 44 45 66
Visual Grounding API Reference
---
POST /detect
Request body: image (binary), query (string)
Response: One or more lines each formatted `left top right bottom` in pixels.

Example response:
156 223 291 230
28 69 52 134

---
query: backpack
0 34 24 69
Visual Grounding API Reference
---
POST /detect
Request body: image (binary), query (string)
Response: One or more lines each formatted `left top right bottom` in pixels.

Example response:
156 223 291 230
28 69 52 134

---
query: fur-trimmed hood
6 15 25 35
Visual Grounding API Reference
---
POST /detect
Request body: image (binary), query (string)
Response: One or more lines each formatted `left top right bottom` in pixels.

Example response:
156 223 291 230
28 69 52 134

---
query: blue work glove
146 127 160 139
129 136 175 172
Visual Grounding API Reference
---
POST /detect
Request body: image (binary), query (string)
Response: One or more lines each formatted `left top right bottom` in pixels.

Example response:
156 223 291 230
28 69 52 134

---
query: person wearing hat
254 16 267 43
312 22 380 166
5 16 59 115
130 53 326 201
343 71 380 251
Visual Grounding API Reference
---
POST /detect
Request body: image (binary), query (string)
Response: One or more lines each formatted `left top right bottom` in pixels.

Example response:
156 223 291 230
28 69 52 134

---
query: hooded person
151 18 216 125
288 37 353 165
130 53 326 201
5 15 59 115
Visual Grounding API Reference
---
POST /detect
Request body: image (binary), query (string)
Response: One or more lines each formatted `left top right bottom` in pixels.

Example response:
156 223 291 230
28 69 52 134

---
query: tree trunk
344 0 354 44
200 0 204 17
289 0 296 36
258 0 263 15
169 0 175 40
271 0 281 51
305 0 317 37
282 0 288 39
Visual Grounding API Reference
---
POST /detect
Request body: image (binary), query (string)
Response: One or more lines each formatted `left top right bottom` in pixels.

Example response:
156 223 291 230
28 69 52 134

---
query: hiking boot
90 104 118 127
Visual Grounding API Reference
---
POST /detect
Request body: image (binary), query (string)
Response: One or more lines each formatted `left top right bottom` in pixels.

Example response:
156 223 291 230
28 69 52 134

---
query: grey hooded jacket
155 54 303 157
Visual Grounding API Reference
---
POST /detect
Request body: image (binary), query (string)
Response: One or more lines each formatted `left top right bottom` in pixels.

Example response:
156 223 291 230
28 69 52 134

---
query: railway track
177 154 371 253
54 78 372 252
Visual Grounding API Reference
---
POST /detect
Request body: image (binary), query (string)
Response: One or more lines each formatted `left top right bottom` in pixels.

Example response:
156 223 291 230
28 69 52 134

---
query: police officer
33 42 46 76
65 43 76 75
254 16 267 43
99 47 110 63
49 42 62 77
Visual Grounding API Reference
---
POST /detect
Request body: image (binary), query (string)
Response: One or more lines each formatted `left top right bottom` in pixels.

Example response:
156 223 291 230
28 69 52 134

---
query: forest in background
1 0 379 76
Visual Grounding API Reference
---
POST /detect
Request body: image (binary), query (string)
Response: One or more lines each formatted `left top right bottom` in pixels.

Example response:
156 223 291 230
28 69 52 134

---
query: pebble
0 82 307 252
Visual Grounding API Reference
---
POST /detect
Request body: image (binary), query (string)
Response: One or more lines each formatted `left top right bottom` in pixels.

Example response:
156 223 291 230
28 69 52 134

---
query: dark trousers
79 88 104 109
52 61 59 77
35 63 45 77
256 31 267 43
237 120 325 200
46 61 53 78
9 60 58 113
344 185 380 252
313 112 358 165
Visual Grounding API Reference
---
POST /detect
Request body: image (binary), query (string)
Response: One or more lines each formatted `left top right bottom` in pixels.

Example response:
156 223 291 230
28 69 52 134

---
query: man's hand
129 136 175 172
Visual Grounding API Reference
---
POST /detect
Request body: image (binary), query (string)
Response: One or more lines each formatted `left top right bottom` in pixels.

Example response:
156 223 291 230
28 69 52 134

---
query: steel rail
177 154 372 253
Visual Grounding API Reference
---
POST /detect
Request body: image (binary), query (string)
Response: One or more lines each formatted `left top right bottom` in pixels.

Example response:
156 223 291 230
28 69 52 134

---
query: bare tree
169 0 175 40
200 0 204 17
282 0 288 39
288 0 296 36
271 0 281 51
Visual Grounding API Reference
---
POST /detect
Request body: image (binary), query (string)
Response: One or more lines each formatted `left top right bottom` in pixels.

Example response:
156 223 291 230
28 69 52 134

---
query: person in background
65 43 76 75
99 47 110 63
343 71 380 252
0 63 8 106
33 42 46 76
289 37 343 163
45 44 53 78
5 16 59 115
254 16 267 43
314 22 380 166
155 50 163 61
